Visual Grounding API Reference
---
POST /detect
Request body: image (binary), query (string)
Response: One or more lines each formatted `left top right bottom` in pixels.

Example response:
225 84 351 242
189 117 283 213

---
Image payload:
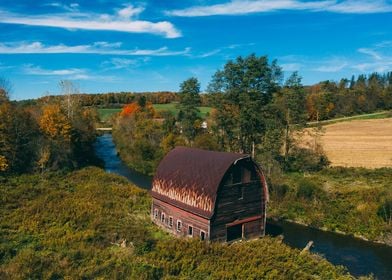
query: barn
151 147 269 242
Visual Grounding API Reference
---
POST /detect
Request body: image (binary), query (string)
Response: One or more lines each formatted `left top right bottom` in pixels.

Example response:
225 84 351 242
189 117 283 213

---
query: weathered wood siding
210 163 265 242
152 198 210 240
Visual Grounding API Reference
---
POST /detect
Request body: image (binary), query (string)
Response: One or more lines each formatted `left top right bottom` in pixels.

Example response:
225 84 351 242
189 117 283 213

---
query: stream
94 133 392 279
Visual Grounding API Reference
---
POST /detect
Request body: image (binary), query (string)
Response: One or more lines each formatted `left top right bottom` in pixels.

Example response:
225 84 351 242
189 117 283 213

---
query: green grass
307 110 391 127
97 108 121 121
98 104 213 121
269 167 392 243
0 167 358 279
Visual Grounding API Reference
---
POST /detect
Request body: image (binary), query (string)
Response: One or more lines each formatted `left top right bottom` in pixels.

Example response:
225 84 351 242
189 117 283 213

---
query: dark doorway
227 224 242 242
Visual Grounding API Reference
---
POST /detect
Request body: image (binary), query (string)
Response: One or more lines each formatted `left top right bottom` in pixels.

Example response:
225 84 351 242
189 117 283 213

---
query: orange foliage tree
39 104 71 141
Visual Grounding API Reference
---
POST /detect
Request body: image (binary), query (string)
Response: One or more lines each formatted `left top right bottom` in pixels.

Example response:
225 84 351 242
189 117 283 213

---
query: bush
296 178 323 199
272 183 289 199
285 147 330 172
377 194 392 224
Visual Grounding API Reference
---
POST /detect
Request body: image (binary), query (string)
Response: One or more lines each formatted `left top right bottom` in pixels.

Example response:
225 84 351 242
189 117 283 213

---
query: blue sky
0 0 391 100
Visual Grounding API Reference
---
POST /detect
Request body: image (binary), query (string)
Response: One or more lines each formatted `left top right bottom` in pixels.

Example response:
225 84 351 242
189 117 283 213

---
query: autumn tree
0 102 39 173
0 77 11 104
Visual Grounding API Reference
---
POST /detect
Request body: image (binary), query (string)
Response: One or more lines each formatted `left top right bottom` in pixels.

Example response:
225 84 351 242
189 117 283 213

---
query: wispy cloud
353 43 392 72
314 62 348 72
22 64 119 81
0 41 190 56
23 64 85 76
102 57 150 70
0 4 181 38
358 48 382 60
167 0 392 17
281 63 302 71
45 2 80 12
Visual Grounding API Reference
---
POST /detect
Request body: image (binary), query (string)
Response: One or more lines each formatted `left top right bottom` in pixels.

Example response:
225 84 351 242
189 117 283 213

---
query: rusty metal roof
151 147 251 218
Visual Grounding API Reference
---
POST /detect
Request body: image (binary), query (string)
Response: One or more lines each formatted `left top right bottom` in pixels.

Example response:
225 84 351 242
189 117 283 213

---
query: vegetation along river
94 133 392 279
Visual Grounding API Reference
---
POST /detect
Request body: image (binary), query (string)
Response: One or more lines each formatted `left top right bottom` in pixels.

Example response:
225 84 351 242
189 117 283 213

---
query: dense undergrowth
0 167 362 279
269 167 392 244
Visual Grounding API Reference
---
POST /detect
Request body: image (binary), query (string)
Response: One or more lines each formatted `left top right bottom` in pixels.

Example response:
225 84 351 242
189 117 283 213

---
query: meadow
269 167 392 244
0 167 358 279
97 103 212 122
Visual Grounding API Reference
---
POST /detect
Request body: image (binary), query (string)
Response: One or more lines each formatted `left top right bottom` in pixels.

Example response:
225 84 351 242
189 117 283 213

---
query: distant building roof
151 147 253 218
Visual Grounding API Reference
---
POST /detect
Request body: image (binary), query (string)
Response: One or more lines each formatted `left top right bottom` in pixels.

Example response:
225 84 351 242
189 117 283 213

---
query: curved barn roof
151 147 253 218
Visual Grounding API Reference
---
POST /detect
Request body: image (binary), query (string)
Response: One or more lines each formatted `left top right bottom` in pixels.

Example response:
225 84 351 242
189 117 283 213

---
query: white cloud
0 4 181 38
315 62 348 72
45 2 80 12
23 64 85 76
102 57 150 70
0 41 190 56
358 48 382 60
22 64 119 82
167 0 392 17
324 0 392 14
281 63 302 71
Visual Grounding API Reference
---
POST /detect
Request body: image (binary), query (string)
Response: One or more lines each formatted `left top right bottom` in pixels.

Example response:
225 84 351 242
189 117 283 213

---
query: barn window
161 212 165 223
200 231 206 241
154 209 158 220
169 216 173 228
177 220 182 231
188 225 193 236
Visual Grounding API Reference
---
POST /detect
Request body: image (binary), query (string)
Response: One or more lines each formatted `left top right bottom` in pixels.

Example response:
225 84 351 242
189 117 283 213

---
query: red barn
151 147 269 242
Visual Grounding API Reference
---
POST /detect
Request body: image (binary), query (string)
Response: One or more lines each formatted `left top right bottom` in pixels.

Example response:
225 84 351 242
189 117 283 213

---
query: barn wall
210 163 266 242
152 198 210 240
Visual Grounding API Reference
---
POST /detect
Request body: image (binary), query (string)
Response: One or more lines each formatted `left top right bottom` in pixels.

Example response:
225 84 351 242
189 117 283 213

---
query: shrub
296 178 323 199
377 194 392 224
285 147 330 172
272 183 289 199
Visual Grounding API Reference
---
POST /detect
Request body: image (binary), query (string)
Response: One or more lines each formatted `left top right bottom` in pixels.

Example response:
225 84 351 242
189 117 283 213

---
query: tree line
113 54 331 175
0 80 98 174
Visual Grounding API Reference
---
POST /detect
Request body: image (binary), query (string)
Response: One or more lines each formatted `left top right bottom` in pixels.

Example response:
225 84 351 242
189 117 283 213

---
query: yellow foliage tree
0 155 8 171
39 104 71 141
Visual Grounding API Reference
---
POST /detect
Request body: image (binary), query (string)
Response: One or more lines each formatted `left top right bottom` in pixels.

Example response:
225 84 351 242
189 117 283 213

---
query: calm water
94 133 392 279
93 133 151 189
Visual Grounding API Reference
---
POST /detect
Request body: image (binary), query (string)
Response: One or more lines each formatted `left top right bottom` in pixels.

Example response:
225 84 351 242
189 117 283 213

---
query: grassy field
302 118 392 168
98 104 212 121
269 168 392 244
0 168 356 279
307 110 391 127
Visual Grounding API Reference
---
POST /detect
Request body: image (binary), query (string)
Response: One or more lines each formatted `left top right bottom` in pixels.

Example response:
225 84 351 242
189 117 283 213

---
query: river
94 133 392 279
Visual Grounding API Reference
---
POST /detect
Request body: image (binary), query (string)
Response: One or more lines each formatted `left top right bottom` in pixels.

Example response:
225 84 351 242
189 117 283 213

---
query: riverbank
0 167 358 279
268 168 392 246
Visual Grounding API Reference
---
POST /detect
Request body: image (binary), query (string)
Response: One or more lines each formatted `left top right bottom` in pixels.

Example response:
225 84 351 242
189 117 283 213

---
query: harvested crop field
302 118 392 168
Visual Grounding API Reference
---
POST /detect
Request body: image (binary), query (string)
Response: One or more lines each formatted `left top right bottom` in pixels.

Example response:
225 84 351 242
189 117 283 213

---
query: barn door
227 224 242 242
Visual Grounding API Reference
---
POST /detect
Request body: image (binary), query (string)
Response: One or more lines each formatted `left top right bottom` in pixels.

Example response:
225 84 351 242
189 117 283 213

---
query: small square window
177 220 182 231
200 231 206 241
188 225 193 236
169 216 173 228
